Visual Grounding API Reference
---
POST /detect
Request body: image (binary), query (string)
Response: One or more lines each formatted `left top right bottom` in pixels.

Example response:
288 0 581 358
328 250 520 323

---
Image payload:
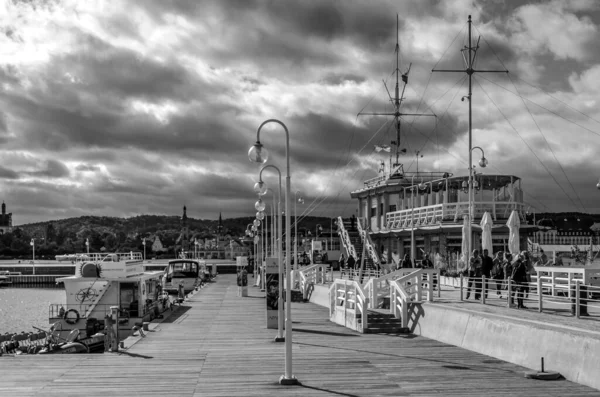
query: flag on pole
375 144 391 153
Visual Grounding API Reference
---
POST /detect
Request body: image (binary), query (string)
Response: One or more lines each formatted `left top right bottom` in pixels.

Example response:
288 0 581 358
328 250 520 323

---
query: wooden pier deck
1 274 598 397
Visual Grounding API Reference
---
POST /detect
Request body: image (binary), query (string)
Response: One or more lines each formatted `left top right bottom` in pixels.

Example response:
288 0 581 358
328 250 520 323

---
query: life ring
63 309 80 325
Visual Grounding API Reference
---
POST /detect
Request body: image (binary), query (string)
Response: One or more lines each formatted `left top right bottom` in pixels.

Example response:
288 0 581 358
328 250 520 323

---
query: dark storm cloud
59 34 197 101
28 159 70 178
0 166 19 179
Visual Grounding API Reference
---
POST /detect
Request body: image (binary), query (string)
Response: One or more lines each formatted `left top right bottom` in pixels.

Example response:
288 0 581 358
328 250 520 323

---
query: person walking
510 253 529 309
346 255 356 279
339 253 346 276
465 249 482 300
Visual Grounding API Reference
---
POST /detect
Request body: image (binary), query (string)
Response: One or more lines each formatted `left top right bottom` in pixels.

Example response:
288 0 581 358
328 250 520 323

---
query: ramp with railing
336 216 357 260
329 268 437 333
357 217 380 269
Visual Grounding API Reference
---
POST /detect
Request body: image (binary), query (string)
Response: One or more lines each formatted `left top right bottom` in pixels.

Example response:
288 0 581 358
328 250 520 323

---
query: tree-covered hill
3 214 338 259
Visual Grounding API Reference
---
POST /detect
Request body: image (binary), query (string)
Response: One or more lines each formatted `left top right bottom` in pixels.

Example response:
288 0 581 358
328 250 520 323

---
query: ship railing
442 273 600 318
49 299 166 322
337 216 357 260
75 252 144 263
385 201 526 230
329 278 369 333
357 217 380 268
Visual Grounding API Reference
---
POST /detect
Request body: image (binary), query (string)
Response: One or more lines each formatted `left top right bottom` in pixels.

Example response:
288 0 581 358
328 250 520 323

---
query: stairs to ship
362 308 410 334
341 218 376 272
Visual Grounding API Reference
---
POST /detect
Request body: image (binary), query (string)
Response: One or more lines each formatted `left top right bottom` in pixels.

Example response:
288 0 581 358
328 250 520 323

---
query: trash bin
571 284 589 316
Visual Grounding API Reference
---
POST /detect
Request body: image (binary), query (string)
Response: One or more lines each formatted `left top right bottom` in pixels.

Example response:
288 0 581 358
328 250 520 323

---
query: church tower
181 205 189 252
0 201 13 234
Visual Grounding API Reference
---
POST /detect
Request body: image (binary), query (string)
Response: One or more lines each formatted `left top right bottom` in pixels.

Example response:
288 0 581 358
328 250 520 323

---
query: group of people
465 248 532 309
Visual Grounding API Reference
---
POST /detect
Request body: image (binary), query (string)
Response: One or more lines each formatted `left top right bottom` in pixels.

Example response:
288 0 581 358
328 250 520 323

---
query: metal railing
385 201 526 231
336 216 357 260
363 268 437 309
329 279 369 332
297 263 331 298
439 274 600 319
357 217 380 268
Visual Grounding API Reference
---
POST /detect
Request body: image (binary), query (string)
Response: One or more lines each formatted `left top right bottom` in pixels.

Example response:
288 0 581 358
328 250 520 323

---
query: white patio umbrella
460 215 469 271
507 210 521 257
480 211 493 255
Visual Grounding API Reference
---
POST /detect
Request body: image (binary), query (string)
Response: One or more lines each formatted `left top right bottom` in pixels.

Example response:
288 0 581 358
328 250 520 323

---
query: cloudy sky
1 0 600 225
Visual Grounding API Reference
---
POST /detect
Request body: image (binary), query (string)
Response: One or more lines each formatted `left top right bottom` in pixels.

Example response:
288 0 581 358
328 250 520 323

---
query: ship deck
1 274 598 397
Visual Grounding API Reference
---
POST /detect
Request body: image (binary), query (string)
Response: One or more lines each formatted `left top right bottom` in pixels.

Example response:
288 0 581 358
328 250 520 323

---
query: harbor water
0 287 65 334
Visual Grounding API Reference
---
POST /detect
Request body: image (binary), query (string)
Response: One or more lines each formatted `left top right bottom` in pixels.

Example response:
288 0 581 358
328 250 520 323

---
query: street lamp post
466 146 488 265
410 176 426 267
85 238 90 256
248 119 298 385
294 191 304 271
143 238 146 261
30 239 35 275
194 238 199 260
255 166 284 342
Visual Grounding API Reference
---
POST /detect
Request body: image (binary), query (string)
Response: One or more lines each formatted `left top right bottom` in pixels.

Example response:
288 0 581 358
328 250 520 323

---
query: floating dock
0 274 598 396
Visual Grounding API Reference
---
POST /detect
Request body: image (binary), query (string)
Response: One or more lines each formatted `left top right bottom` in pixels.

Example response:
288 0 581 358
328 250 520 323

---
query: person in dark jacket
481 249 494 298
510 253 529 309
465 249 482 300
346 255 356 277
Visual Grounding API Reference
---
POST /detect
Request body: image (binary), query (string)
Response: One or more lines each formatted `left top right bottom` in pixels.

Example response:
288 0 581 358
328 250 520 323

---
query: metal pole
411 175 416 267
467 16 473 269
294 194 297 270
254 119 297 384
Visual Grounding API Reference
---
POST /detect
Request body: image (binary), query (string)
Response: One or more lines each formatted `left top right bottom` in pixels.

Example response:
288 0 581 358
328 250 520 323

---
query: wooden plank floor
1 274 598 397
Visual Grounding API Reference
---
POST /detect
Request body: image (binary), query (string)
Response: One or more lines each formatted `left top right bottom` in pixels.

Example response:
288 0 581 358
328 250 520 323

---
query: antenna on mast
358 14 435 177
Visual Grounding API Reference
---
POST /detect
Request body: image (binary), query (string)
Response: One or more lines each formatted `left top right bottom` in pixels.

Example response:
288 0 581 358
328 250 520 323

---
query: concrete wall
412 303 600 391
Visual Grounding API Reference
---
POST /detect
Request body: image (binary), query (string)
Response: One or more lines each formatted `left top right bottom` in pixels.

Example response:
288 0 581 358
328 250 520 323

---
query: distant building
0 202 13 234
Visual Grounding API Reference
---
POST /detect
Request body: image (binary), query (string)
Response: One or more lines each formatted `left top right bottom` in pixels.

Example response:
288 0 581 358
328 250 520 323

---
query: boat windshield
168 261 199 278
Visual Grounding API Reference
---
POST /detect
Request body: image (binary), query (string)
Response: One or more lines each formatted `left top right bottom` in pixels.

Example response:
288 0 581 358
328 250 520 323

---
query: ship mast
359 14 435 175
432 15 508 267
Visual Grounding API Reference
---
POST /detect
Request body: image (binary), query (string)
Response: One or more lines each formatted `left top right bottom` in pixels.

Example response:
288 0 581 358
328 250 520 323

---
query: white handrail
336 216 357 259
357 217 380 268
329 279 369 332
388 280 410 329
363 268 421 309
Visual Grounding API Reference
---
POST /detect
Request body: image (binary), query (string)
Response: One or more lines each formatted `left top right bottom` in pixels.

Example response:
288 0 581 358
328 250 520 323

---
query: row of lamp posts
248 119 298 385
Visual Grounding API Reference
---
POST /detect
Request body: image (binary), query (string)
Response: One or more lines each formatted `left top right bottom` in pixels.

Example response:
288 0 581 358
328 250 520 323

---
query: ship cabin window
389 204 397 213
370 207 376 217
379 203 384 214
120 282 139 317
447 187 458 203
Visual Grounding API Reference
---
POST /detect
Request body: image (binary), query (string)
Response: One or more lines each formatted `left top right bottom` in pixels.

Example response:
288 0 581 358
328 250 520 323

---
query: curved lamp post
410 176 427 267
248 119 298 385
294 191 304 271
466 146 488 266
255 165 284 342
597 179 600 190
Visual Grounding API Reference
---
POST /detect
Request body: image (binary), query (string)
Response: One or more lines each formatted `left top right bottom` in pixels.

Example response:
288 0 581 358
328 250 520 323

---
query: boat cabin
51 252 166 340
350 168 529 266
